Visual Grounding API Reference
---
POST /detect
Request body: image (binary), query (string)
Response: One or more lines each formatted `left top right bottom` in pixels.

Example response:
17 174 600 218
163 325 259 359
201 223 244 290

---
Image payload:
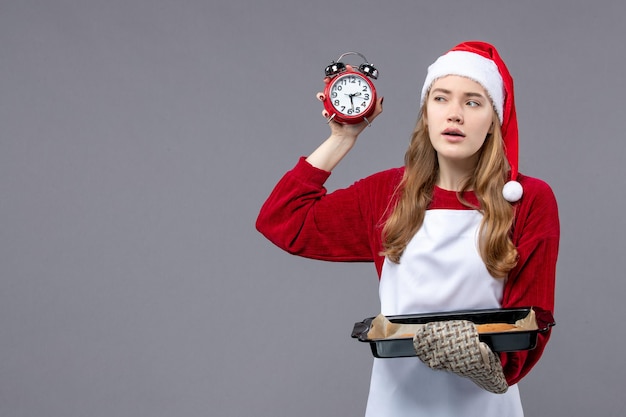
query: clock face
328 73 374 117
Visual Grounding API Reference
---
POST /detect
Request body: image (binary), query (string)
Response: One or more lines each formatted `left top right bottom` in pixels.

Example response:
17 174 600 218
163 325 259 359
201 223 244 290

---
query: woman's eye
466 100 480 107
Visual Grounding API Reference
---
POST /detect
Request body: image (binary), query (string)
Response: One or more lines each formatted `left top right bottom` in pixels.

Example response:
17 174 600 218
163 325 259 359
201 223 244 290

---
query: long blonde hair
381 103 518 278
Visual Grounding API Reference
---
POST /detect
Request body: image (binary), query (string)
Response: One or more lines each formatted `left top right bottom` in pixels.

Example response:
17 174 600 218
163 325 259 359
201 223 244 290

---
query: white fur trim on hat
420 50 504 122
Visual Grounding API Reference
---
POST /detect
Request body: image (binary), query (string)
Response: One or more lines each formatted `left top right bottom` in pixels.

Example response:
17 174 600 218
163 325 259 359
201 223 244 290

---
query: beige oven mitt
412 320 508 394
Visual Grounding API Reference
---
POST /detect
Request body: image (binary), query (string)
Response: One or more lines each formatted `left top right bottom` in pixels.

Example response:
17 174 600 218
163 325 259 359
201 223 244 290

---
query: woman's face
425 75 494 168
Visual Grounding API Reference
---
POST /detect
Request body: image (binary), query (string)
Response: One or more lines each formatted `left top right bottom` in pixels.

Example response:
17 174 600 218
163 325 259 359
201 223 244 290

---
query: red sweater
256 157 560 385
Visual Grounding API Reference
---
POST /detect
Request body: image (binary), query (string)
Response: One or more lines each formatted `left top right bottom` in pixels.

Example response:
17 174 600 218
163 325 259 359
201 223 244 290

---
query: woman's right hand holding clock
306 66 384 172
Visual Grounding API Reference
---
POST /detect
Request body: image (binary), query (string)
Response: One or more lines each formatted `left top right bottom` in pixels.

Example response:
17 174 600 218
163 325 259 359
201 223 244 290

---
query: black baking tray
351 307 555 358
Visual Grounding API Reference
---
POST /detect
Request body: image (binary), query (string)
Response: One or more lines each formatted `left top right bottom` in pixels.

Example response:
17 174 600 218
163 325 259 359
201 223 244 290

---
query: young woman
256 41 559 417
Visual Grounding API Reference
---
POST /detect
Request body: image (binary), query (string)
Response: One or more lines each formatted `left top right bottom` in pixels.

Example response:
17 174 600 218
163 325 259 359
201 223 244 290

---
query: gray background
1 0 624 416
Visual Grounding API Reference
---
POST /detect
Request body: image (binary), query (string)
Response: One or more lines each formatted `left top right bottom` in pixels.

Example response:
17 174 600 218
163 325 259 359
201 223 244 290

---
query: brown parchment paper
366 309 538 340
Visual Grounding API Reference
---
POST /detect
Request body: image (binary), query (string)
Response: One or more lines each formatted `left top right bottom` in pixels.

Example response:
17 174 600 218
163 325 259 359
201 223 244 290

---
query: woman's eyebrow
464 91 487 99
431 88 486 99
431 87 451 95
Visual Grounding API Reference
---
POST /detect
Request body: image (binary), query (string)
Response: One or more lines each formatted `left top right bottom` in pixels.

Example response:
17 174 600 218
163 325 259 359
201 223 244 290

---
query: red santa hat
420 41 522 202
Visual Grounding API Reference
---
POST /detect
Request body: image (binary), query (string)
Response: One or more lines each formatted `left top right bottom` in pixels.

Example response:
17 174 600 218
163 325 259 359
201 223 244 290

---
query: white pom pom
503 180 523 202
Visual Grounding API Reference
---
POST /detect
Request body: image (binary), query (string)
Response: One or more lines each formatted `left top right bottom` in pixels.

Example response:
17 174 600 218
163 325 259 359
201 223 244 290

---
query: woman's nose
447 105 463 123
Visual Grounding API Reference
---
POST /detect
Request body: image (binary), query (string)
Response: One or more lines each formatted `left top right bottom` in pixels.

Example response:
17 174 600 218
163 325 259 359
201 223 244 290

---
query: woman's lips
442 128 465 136
441 128 465 141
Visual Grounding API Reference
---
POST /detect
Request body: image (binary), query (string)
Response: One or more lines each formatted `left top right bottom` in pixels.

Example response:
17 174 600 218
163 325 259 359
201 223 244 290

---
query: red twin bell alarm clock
323 52 379 125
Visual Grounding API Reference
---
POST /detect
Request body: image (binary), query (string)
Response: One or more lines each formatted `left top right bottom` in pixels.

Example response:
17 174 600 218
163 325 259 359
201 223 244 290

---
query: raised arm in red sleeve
256 157 401 266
